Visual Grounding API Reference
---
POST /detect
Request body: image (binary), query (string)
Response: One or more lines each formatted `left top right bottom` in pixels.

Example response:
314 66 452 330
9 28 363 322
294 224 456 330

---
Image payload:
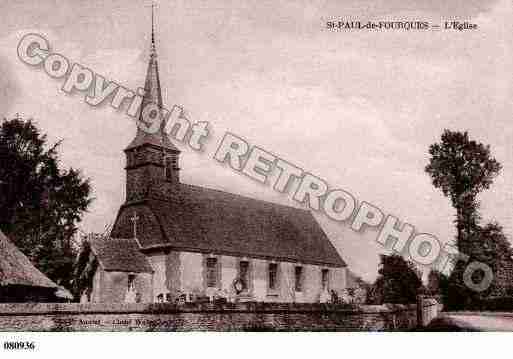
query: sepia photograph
0 0 512 357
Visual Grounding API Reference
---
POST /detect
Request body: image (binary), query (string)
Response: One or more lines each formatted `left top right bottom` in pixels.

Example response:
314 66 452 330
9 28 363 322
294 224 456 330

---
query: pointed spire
151 2 156 54
144 1 161 109
126 3 178 152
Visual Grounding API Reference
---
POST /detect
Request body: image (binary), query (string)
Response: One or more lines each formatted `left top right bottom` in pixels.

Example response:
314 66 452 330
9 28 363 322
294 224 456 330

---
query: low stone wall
0 301 441 331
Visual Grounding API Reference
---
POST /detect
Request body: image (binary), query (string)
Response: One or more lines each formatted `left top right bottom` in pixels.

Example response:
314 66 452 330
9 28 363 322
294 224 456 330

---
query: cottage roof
0 229 58 288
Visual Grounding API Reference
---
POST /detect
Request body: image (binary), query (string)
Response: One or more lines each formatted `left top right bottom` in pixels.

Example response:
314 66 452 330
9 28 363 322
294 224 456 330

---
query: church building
77 12 347 304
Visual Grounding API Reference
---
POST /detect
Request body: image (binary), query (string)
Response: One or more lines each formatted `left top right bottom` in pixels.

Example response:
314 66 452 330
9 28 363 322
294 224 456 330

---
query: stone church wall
331 266 346 294
220 256 238 294
143 250 183 302
179 252 204 293
252 259 268 301
90 269 103 303
147 252 167 300
89 270 153 303
155 250 348 303
88 250 346 304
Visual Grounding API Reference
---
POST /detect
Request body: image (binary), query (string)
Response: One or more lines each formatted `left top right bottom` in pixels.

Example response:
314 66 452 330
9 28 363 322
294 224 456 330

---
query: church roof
110 184 346 267
0 229 58 288
90 238 153 273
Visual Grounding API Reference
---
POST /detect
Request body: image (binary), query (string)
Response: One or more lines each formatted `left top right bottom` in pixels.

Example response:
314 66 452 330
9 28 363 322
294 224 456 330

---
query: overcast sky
0 0 511 281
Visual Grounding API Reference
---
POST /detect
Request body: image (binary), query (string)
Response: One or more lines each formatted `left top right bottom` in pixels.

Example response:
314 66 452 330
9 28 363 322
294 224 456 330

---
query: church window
128 274 136 291
321 269 329 291
239 261 250 292
268 263 278 290
164 156 173 180
206 257 218 288
294 266 303 292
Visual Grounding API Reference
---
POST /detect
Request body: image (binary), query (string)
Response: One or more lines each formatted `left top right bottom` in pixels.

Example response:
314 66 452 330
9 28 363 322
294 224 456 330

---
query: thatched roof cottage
0 229 72 302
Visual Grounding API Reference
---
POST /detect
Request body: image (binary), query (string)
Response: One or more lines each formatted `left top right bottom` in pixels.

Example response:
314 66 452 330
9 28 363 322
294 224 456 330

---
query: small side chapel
77 9 348 304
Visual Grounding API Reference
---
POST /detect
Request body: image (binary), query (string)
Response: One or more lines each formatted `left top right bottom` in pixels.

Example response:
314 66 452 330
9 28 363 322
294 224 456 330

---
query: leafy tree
371 254 422 304
478 222 513 297
0 117 92 290
426 130 503 309
425 129 501 249
445 223 512 309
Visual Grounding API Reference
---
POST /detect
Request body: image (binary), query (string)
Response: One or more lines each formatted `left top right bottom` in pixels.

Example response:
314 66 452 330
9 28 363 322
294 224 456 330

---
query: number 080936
3 341 36 350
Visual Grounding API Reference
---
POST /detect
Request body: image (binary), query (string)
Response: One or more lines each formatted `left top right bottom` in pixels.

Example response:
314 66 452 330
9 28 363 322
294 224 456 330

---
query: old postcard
0 0 512 356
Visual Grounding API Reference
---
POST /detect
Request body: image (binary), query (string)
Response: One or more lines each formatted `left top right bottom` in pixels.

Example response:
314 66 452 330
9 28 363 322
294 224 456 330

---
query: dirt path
426 312 513 331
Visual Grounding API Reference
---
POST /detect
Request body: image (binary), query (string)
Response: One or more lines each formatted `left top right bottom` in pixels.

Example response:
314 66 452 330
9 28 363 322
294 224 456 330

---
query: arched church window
165 156 173 180
206 257 218 288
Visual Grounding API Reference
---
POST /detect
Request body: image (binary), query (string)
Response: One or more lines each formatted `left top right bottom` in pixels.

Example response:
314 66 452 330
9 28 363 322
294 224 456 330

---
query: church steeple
143 2 162 111
124 4 181 203
126 3 177 152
